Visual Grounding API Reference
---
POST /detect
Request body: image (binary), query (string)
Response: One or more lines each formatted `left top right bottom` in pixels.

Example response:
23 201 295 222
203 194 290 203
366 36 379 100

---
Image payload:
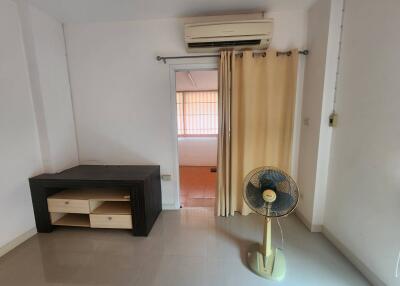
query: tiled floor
0 208 369 286
179 166 216 207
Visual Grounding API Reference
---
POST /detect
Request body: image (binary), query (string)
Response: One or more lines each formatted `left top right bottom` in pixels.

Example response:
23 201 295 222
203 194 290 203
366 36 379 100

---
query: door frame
169 63 219 209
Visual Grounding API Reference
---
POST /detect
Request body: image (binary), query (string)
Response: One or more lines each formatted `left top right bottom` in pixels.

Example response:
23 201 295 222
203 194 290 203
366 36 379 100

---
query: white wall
311 0 343 227
65 19 185 208
178 137 217 166
64 10 307 208
0 0 43 249
323 0 400 285
29 5 79 172
296 0 331 227
296 0 342 231
17 1 79 172
0 0 79 252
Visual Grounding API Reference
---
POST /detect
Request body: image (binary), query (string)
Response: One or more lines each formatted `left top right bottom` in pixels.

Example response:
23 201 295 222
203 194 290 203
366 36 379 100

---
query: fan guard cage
243 166 299 217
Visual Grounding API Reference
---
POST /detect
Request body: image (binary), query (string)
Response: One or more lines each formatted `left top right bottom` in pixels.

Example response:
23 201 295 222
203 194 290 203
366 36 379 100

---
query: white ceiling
27 0 316 23
176 70 218 91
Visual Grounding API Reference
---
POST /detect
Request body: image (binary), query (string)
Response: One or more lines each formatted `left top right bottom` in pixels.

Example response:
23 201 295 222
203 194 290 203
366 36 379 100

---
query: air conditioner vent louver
184 19 273 53
188 39 261 48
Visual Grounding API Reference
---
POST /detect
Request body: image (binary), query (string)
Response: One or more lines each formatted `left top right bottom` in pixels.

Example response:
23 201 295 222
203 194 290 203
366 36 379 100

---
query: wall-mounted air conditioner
184 19 273 53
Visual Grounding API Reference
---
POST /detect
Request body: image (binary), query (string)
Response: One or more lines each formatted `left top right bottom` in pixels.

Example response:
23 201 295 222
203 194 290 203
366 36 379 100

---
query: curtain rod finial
156 56 167 64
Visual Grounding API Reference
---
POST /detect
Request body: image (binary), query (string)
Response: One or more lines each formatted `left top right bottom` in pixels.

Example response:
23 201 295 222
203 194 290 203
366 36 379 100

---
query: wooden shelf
53 214 90 227
92 201 131 215
49 188 130 201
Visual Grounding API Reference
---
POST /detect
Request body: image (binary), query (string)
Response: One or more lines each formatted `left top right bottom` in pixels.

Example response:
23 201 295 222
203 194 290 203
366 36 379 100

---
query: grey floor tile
0 208 370 286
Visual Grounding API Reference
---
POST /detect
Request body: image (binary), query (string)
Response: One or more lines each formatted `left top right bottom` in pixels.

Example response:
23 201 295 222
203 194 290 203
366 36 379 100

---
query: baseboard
0 228 37 258
311 224 322 232
322 226 385 286
162 203 180 210
295 210 322 232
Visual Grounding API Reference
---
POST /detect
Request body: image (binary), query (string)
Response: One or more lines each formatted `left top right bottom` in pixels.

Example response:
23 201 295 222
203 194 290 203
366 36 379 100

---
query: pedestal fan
243 166 299 281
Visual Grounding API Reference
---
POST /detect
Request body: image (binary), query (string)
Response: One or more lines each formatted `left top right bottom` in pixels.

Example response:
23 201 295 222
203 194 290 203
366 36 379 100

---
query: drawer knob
108 217 112 220
65 201 69 205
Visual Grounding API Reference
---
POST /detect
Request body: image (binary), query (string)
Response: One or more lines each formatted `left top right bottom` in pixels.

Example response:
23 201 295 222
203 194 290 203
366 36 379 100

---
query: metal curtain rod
156 50 309 63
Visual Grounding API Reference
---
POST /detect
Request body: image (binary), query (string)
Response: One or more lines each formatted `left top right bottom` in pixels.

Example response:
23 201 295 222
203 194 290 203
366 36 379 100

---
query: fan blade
260 180 276 192
259 173 276 191
259 170 286 191
271 190 294 212
266 170 286 183
246 182 265 209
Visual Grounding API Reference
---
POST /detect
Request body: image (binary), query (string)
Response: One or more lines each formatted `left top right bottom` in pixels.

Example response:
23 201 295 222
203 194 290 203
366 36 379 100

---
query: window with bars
176 91 218 136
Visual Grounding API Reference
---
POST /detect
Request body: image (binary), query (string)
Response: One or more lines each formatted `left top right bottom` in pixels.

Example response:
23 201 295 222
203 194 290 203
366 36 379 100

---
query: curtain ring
276 51 292 57
251 52 267 58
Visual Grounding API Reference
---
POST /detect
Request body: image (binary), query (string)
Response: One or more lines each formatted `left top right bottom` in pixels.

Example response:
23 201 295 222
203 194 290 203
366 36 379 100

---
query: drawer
89 214 132 229
47 198 90 214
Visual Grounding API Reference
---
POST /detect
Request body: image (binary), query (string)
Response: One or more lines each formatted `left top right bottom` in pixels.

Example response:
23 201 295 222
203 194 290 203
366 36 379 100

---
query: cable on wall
332 0 346 112
395 249 400 278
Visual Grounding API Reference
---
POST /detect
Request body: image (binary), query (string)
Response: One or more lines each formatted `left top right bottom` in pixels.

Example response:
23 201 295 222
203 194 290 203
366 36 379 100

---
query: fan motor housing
262 189 276 203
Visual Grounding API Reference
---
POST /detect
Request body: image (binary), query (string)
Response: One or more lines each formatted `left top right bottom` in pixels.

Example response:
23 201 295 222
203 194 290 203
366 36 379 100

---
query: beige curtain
217 51 235 216
217 49 299 216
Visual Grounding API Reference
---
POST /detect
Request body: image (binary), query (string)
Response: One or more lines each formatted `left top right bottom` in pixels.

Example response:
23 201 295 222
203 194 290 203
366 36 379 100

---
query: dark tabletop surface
30 165 160 181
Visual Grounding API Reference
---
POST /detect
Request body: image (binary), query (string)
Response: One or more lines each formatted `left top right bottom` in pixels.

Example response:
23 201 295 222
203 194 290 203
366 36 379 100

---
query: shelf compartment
91 201 131 215
90 214 132 229
50 212 66 223
52 213 90 227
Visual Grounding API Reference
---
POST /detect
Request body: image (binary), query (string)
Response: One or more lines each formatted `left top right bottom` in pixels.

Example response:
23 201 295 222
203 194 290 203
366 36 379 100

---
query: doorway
175 69 218 208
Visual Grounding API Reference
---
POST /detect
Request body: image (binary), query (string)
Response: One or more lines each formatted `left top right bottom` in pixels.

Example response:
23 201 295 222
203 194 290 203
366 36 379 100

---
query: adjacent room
0 0 399 285
176 70 218 208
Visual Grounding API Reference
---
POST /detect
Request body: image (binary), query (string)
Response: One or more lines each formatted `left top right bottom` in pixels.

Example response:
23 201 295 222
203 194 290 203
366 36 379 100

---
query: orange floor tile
179 166 216 208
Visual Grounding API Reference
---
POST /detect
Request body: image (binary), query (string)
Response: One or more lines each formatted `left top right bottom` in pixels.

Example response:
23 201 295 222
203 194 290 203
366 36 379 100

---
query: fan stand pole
249 215 286 281
262 217 272 258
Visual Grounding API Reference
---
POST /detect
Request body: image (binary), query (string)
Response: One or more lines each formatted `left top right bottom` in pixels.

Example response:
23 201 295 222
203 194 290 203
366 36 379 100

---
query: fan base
247 248 286 281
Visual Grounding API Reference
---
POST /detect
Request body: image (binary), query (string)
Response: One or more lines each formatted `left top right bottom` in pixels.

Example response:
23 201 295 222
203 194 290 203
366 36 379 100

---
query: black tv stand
29 165 162 236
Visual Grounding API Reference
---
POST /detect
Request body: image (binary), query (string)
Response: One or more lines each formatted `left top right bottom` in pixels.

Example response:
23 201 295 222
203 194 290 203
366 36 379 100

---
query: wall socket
161 174 171 181
329 112 338 127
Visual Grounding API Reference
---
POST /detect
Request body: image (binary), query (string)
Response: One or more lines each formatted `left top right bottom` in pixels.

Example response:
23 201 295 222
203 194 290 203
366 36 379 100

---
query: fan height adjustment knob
262 189 276 203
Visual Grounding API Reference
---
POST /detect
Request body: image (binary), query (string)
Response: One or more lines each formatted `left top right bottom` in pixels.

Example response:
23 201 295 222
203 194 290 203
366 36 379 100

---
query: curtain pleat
217 51 234 216
217 49 299 216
